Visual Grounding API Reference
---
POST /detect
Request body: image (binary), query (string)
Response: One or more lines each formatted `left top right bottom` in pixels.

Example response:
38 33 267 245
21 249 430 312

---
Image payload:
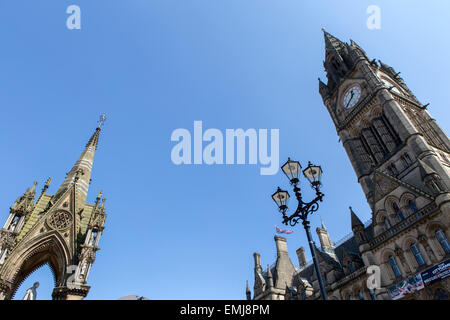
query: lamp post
271 158 327 300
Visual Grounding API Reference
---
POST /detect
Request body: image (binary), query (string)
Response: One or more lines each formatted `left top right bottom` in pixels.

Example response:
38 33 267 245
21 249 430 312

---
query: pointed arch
1 231 71 299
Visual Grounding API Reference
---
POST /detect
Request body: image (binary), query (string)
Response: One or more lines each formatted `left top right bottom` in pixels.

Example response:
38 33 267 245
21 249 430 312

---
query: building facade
247 31 450 300
0 123 107 300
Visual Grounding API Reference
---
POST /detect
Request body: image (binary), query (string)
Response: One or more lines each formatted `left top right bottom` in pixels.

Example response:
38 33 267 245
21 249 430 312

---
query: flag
276 226 294 235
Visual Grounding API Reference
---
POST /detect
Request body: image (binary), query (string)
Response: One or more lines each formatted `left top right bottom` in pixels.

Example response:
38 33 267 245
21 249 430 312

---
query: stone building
247 31 450 300
0 121 107 300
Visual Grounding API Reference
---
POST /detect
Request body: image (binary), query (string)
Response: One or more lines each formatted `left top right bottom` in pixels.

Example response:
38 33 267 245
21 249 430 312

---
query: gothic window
400 153 413 169
392 203 404 221
388 163 399 176
435 229 450 254
409 200 419 213
373 118 398 152
361 128 385 163
403 153 412 164
383 217 392 230
410 243 425 266
405 108 447 151
389 255 402 278
353 139 373 171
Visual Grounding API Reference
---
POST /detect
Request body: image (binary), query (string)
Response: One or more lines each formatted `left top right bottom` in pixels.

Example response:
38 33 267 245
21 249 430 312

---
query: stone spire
246 281 251 300
316 219 336 256
55 116 105 205
323 29 346 56
350 206 364 229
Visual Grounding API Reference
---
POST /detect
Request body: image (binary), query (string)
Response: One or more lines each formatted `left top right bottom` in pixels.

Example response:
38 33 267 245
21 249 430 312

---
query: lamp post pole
271 159 328 300
303 220 327 300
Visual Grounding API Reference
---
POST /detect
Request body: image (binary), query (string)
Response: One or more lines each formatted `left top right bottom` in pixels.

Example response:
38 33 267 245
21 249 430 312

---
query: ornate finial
41 177 51 193
97 113 107 129
321 27 325 32
74 169 84 182
97 190 103 200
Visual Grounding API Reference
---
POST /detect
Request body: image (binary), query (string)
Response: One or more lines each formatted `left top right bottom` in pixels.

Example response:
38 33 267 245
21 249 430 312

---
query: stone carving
47 211 73 231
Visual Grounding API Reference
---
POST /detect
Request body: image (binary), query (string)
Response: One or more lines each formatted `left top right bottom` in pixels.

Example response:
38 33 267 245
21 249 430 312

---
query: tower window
388 163 399 176
392 203 404 221
373 118 398 153
389 255 402 278
409 200 419 213
436 229 450 254
362 129 385 163
410 243 425 266
402 153 412 165
383 217 392 230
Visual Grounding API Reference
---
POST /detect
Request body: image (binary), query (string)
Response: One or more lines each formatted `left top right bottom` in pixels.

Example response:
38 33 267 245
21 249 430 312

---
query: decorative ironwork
272 159 327 300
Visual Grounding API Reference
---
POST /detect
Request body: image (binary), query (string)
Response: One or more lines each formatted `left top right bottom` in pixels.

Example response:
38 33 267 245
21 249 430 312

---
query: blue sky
0 1 449 300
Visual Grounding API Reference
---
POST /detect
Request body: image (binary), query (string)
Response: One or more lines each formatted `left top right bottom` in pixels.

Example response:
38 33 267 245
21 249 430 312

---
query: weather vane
98 113 107 129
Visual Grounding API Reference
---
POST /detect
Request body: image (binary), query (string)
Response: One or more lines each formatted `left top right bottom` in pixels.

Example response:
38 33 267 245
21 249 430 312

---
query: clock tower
319 30 450 299
319 30 450 209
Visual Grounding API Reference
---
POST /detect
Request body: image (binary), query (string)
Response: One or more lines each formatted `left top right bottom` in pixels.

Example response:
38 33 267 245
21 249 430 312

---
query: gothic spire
323 29 345 56
55 115 106 205
246 281 251 300
350 206 363 229
321 29 352 91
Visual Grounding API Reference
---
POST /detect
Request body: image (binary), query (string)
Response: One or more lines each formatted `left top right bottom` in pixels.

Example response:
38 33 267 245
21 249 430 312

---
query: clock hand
345 91 355 109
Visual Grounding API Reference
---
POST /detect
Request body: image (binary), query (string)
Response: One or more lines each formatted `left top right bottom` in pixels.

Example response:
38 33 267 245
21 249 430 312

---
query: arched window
389 255 402 278
436 229 450 254
383 217 392 230
392 203 404 221
409 200 419 213
410 243 425 266
358 291 365 300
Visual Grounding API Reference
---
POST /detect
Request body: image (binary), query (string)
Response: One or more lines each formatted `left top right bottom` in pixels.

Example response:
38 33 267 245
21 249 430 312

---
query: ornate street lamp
271 158 327 300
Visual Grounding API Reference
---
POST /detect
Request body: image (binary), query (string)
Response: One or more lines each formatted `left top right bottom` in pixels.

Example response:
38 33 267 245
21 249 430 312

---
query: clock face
342 85 361 109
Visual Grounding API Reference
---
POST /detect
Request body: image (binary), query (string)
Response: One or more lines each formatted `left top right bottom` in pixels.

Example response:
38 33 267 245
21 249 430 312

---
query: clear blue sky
0 1 449 300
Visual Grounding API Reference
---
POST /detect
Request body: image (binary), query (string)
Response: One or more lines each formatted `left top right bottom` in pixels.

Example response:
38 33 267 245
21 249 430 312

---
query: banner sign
388 274 424 300
420 259 450 285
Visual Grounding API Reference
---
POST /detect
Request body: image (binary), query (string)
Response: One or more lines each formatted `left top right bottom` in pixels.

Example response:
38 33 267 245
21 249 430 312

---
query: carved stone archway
1 233 70 300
